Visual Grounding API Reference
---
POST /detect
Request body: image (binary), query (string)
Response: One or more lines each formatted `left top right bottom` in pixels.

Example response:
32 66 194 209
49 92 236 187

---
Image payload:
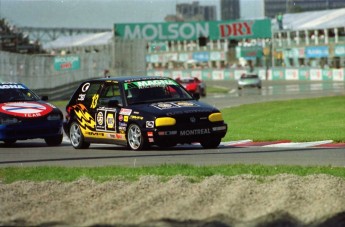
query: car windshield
0 87 41 103
241 74 259 79
124 79 193 104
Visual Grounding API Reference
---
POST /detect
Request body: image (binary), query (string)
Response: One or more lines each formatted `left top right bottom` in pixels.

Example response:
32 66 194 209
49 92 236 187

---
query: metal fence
0 38 147 99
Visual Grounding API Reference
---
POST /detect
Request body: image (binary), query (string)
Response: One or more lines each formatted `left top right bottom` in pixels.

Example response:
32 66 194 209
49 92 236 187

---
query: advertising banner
54 56 80 71
334 45 345 57
192 52 209 62
236 46 263 59
115 19 271 41
271 69 285 80
285 69 299 80
305 46 329 58
309 69 322 81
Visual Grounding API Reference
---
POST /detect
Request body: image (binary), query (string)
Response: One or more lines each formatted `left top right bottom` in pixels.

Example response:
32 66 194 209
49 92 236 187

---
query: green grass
206 85 229 94
223 96 345 142
1 164 345 183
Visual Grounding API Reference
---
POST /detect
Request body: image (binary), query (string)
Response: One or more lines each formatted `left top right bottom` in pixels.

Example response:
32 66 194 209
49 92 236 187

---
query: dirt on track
1 174 345 227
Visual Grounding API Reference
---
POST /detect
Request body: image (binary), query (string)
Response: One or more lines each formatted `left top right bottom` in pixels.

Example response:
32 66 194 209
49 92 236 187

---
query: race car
176 77 207 97
63 76 227 151
237 73 262 89
0 82 63 146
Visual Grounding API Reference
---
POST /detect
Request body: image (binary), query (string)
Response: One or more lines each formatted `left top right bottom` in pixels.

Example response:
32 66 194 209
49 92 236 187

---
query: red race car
176 77 206 97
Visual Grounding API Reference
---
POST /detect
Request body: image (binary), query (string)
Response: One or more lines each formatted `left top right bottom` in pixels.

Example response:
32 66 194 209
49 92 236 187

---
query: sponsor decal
106 113 115 129
180 128 210 136
78 94 86 101
115 133 126 140
119 108 132 115
146 121 154 128
119 122 127 127
96 111 105 130
0 84 25 89
81 83 90 92
130 115 144 120
124 116 128 122
135 79 177 89
176 102 194 106
118 115 123 121
158 131 177 136
97 112 104 126
152 102 199 110
0 102 53 118
86 131 105 137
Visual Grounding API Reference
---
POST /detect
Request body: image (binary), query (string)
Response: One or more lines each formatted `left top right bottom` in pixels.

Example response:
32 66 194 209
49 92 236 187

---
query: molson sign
114 19 271 41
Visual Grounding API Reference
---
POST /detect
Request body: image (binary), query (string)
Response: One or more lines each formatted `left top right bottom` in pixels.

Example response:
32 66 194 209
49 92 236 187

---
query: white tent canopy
273 7 345 31
43 31 113 50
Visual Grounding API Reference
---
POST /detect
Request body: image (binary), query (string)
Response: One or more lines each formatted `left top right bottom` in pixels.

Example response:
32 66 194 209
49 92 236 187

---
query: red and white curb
222 140 345 148
63 137 345 149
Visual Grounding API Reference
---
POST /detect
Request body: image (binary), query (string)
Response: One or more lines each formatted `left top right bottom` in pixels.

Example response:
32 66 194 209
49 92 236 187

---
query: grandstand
0 18 45 54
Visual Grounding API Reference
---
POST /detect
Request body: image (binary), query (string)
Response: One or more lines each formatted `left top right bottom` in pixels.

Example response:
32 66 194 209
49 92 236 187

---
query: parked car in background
64 76 227 151
0 82 63 146
237 73 262 90
176 77 207 97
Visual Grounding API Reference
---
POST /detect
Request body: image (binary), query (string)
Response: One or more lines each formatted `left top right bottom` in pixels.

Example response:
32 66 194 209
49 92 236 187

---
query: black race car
63 76 227 150
0 82 63 146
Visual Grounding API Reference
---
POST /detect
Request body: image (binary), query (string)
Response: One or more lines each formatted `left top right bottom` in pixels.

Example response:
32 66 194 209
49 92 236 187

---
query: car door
94 81 123 137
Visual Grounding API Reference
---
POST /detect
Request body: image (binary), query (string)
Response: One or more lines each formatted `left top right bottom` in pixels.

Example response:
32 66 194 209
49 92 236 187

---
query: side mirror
193 93 200 100
41 95 48 101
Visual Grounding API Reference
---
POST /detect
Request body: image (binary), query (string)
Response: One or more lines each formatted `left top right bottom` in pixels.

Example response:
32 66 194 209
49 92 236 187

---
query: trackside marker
263 140 333 148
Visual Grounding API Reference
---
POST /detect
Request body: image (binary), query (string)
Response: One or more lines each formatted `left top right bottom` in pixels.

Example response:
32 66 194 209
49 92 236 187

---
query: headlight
0 117 19 125
47 114 62 121
155 117 176 127
208 113 223 122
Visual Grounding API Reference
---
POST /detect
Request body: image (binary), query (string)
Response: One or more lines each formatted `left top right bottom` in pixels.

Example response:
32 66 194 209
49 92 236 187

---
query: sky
0 0 263 29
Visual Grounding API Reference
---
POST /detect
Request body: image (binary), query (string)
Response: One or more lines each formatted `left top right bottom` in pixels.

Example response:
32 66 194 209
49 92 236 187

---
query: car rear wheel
200 138 221 149
3 139 16 145
127 124 146 151
69 121 90 149
44 134 63 146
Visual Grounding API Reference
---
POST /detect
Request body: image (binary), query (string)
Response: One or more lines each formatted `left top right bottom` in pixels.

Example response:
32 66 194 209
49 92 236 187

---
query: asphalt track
1 80 344 167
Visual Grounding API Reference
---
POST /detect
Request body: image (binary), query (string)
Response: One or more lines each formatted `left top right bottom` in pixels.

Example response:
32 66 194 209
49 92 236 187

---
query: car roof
86 76 172 83
0 82 28 88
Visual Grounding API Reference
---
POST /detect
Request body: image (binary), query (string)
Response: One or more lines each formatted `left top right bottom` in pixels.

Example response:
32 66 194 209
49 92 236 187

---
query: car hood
131 100 219 116
0 101 59 118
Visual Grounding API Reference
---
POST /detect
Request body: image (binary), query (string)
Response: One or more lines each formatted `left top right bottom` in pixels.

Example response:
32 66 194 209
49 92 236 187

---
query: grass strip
1 164 345 183
223 96 345 142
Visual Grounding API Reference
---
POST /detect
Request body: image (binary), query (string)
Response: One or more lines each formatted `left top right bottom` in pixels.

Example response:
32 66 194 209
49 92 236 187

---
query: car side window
80 82 102 108
99 83 122 107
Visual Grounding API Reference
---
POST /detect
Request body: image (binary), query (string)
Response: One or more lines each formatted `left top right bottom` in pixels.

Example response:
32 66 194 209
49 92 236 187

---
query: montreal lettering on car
63 76 227 151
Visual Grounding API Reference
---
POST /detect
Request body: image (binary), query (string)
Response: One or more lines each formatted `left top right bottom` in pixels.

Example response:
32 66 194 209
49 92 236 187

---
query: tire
44 134 63 146
69 122 90 149
200 138 221 149
127 124 146 151
3 139 16 145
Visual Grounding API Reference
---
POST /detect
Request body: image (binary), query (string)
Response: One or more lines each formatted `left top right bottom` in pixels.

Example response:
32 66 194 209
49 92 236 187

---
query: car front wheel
69 122 90 149
45 134 63 146
200 138 221 149
127 124 146 151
